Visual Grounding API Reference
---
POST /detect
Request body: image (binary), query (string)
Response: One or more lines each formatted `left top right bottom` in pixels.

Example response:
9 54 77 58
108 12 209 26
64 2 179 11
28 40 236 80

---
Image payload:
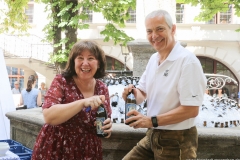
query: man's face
15 84 19 89
145 16 176 53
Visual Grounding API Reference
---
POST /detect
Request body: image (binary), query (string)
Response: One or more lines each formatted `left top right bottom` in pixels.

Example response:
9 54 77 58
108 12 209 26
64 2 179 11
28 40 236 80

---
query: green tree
1 0 136 71
0 0 31 34
177 0 240 31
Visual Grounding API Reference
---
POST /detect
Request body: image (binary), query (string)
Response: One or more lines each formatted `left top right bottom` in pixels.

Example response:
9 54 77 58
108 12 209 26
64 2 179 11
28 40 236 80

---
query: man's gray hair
145 10 173 28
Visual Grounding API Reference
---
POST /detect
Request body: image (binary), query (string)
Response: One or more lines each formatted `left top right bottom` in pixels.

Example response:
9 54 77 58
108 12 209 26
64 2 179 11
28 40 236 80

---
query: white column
0 49 16 139
136 0 146 39
36 72 46 89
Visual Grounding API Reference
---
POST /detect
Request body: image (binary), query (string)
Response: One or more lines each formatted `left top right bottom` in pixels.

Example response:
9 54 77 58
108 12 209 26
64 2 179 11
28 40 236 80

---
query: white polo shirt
137 41 207 130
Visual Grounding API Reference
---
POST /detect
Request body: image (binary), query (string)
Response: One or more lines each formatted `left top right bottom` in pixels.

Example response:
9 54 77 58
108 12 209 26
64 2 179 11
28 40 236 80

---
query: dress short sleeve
42 75 65 109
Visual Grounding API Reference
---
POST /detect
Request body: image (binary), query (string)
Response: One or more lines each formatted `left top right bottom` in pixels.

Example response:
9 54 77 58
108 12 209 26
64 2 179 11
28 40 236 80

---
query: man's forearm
135 88 147 105
157 106 199 126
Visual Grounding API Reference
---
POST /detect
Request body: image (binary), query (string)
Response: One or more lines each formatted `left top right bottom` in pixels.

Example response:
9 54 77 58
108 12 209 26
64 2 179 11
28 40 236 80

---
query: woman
213 88 228 98
39 82 47 106
32 40 112 160
19 75 42 109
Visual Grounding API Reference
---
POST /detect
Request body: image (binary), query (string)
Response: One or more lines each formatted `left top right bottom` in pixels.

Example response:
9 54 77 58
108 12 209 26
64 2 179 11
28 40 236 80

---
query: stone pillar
128 41 187 77
128 41 156 77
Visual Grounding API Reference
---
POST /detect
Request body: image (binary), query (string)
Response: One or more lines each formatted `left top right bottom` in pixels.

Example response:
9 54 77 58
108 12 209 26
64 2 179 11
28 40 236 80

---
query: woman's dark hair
26 75 36 92
215 88 225 94
62 40 106 79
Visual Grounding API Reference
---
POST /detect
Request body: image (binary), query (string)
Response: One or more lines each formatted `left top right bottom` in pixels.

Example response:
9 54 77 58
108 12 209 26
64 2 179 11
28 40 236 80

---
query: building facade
1 0 240 97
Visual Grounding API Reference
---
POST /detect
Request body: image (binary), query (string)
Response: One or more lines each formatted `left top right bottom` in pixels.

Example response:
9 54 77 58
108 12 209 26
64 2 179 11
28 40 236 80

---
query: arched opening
197 56 239 100
106 56 125 70
105 56 131 76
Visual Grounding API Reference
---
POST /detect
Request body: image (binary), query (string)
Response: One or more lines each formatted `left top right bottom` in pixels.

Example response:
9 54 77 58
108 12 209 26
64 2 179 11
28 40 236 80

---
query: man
12 81 21 94
39 82 47 106
122 10 206 159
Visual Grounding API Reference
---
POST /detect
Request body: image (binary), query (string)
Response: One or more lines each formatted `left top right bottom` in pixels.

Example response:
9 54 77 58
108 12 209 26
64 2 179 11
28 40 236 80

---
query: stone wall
5 108 240 159
6 108 43 149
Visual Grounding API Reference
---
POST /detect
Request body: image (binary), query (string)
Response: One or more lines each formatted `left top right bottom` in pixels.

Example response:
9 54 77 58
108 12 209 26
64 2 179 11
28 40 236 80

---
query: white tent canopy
0 49 16 140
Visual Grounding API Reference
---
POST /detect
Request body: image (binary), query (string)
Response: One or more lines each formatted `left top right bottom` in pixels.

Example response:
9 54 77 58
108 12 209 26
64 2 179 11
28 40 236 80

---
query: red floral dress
32 75 111 160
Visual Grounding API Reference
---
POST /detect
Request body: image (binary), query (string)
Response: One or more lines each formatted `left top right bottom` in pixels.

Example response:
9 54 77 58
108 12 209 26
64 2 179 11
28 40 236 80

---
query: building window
126 8 136 23
176 3 184 23
7 66 25 90
105 56 131 76
12 67 18 75
114 59 124 70
206 5 232 24
82 7 92 23
199 58 214 73
219 4 232 24
19 78 24 91
198 57 237 81
9 77 17 89
25 4 34 23
106 56 113 70
206 14 217 24
20 68 24 76
106 56 125 70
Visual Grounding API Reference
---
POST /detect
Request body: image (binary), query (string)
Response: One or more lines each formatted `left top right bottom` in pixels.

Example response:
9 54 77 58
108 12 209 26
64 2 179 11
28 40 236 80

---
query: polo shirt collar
157 41 182 62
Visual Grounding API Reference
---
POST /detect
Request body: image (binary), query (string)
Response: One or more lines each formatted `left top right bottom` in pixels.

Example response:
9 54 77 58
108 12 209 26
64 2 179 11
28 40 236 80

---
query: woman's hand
102 118 112 138
83 95 105 110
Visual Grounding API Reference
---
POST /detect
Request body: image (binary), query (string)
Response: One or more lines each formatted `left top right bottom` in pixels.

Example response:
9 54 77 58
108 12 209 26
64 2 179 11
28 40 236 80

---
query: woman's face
218 89 222 93
74 50 99 80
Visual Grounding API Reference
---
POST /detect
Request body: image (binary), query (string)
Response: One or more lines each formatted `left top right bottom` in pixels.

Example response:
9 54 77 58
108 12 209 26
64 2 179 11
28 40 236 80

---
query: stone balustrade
5 108 240 159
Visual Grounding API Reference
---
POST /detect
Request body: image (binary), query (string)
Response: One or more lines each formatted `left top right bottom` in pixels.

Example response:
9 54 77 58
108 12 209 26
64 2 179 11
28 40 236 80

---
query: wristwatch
151 116 158 127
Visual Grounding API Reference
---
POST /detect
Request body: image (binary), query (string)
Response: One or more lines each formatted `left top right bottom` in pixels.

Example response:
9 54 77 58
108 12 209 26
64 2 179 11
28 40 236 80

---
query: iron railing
205 73 238 90
0 34 53 62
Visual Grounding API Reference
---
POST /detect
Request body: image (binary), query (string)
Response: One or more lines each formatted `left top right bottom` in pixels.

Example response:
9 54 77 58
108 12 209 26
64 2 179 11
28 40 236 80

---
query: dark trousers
123 126 198 160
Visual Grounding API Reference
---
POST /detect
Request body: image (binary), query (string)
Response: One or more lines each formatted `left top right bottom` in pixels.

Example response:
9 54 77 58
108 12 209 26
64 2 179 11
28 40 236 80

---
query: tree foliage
0 0 34 34
178 1 239 20
177 0 240 31
1 0 136 71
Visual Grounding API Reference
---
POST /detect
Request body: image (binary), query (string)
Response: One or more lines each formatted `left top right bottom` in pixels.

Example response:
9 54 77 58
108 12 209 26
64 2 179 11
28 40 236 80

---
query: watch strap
151 116 158 127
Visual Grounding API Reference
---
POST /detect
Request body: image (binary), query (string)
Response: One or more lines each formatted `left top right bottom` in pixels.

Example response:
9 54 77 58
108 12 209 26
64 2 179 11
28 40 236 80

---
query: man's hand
125 110 152 129
102 118 112 138
122 84 135 101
